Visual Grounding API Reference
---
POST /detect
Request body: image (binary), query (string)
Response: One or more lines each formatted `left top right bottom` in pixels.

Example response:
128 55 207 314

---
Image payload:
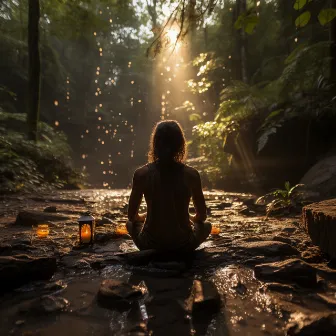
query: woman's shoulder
182 164 200 177
134 164 150 178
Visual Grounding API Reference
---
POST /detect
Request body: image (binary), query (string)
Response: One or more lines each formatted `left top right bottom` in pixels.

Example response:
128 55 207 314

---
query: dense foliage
0 111 83 193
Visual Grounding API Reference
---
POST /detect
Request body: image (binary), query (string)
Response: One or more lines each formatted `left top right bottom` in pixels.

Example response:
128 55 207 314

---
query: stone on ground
254 259 317 287
235 240 300 257
15 210 69 226
262 282 296 293
286 312 336 336
43 206 57 213
19 295 69 315
302 199 336 258
97 279 145 310
0 255 57 292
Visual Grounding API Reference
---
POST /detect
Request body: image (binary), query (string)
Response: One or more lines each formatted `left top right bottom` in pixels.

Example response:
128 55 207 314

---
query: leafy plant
293 1 336 28
256 182 306 217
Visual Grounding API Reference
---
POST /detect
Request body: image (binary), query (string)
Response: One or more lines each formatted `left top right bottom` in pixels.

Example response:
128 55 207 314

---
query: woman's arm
191 170 207 223
127 169 145 223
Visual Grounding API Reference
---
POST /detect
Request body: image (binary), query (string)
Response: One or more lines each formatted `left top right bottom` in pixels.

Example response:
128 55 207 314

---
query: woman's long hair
148 120 187 164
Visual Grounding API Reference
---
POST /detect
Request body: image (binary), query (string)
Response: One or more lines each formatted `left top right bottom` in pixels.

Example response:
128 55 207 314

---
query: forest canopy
1 0 336 192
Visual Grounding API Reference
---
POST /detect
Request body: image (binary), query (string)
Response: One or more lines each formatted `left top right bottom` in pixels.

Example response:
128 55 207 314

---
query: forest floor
0 189 336 336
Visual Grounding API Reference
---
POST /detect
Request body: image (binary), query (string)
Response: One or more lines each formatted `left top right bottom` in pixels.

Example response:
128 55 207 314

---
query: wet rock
302 199 336 258
15 210 69 226
43 206 57 213
239 207 255 216
97 279 145 310
286 312 336 336
19 295 69 315
185 280 221 316
95 231 130 243
282 227 297 234
31 197 85 204
0 255 57 292
60 255 91 269
300 247 324 263
272 235 293 245
243 256 269 266
43 280 67 293
96 216 116 226
312 293 336 308
254 259 317 287
215 202 232 209
262 282 296 293
235 240 299 258
90 256 122 270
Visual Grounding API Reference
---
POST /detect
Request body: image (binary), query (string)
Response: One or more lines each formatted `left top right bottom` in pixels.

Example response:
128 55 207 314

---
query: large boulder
302 199 336 258
300 156 336 197
0 255 57 292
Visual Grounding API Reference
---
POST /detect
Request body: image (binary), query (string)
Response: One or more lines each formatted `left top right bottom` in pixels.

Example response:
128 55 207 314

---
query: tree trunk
235 0 248 82
27 0 41 142
330 0 336 82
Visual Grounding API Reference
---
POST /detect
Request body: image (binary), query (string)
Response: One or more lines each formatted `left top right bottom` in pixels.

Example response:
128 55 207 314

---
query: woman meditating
126 120 212 252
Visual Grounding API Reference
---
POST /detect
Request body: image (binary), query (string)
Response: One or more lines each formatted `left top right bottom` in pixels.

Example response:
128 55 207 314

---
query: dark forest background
1 0 336 193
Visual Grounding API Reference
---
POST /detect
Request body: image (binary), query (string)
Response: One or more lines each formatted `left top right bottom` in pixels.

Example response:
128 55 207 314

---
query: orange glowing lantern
78 212 95 244
37 224 50 238
211 225 220 235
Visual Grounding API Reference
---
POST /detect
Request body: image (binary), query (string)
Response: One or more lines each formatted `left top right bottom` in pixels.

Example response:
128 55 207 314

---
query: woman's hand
135 212 147 223
189 214 199 223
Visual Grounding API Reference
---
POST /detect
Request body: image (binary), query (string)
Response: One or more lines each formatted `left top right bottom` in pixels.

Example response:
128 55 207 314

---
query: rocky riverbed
0 189 336 336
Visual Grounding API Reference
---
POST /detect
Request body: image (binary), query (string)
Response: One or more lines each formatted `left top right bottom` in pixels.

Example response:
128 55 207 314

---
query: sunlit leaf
295 11 311 28
189 113 202 122
234 14 244 30
244 15 260 34
265 109 284 121
284 43 308 64
318 9 336 26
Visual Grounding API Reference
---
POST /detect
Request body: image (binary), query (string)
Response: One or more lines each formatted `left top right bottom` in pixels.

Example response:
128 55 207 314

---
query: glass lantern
78 212 95 245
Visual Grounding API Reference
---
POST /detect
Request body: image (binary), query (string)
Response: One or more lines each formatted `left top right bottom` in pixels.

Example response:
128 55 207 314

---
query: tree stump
302 199 336 258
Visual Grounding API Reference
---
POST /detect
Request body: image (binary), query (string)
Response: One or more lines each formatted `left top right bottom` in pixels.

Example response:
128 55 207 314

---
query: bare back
128 162 207 250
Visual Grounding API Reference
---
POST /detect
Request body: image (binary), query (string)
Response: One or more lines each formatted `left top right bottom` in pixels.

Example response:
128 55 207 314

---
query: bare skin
128 163 207 225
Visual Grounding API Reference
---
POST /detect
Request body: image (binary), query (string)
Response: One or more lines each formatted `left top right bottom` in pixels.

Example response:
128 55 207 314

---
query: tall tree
27 0 41 141
234 0 248 82
331 0 336 82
